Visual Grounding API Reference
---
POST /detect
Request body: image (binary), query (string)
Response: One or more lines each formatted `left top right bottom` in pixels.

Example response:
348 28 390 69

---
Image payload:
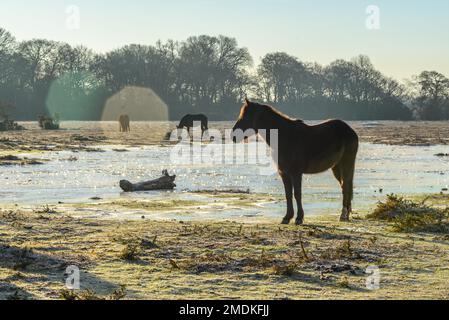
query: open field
1 121 449 154
1 121 449 300
0 197 448 300
1 0 449 304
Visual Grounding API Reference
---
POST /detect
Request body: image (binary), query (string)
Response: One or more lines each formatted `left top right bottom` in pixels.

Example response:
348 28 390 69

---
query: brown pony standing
232 99 359 225
119 115 131 132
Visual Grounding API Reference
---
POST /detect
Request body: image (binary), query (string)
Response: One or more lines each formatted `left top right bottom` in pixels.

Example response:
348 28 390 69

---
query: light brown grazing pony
119 115 131 132
232 99 359 225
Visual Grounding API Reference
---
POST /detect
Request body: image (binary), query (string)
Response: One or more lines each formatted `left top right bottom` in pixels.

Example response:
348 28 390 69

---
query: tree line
1 27 448 121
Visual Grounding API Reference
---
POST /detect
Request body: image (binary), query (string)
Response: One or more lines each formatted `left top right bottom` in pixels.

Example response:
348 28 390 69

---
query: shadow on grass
0 242 122 300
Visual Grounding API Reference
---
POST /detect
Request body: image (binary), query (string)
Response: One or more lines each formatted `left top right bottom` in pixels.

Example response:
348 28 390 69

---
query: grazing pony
177 114 209 137
119 115 131 132
232 99 359 225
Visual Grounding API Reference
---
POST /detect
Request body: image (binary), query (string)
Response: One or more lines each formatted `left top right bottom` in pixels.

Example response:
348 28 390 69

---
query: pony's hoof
281 219 291 225
295 219 304 226
340 208 350 222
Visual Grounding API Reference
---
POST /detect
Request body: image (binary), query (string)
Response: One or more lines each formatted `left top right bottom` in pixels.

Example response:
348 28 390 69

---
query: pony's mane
256 102 303 123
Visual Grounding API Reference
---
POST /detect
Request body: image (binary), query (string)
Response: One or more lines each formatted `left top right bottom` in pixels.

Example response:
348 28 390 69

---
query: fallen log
120 170 176 192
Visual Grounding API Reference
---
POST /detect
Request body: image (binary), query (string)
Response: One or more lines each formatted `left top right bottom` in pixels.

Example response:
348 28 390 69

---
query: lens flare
102 86 171 142
102 86 169 122
46 71 101 120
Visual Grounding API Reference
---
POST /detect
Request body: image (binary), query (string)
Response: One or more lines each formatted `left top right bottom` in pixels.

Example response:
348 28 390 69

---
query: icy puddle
1 143 449 221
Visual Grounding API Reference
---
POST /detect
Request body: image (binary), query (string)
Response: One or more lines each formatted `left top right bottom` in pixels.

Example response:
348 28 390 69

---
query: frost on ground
0 196 448 300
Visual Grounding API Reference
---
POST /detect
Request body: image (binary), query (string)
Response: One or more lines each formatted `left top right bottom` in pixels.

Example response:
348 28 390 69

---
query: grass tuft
118 244 140 261
337 276 350 289
34 205 58 214
59 285 127 300
271 264 297 277
367 194 449 233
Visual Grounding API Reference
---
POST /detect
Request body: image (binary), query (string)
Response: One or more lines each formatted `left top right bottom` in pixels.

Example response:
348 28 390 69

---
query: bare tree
412 71 449 119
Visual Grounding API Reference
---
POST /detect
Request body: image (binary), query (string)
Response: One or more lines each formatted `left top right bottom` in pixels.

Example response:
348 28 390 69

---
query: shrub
38 116 60 130
367 194 449 233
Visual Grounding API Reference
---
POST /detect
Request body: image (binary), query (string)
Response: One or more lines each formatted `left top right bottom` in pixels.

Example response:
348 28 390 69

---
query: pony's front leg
280 174 294 224
293 174 304 225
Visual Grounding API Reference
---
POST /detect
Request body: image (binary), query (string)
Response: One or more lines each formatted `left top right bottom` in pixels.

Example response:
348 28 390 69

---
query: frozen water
1 141 449 219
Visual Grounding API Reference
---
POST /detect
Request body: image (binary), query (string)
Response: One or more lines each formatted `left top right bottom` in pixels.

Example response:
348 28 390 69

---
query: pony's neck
254 107 294 131
254 107 296 146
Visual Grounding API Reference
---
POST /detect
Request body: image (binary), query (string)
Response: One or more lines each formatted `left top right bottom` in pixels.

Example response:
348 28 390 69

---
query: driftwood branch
120 170 176 192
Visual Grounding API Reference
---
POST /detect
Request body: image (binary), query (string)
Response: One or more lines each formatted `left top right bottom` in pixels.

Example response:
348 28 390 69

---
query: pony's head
231 98 259 143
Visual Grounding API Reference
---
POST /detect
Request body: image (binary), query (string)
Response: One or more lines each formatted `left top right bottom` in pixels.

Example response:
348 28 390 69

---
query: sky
1 0 448 80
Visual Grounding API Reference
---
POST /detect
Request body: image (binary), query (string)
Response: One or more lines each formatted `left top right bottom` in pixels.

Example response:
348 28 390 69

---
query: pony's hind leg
292 174 304 225
340 176 353 222
201 126 208 140
332 164 349 222
332 165 343 185
340 154 357 222
280 174 294 224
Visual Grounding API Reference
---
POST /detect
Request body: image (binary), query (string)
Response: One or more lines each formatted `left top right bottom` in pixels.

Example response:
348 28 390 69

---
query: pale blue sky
1 0 448 80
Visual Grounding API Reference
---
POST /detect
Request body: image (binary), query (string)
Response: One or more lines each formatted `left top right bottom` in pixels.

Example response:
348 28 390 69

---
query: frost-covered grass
1 199 448 300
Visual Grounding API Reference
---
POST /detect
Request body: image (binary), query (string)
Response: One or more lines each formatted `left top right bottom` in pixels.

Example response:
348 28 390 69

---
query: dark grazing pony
232 99 359 225
177 114 209 137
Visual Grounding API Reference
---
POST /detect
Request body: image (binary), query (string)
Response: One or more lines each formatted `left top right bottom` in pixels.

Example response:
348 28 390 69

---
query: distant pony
177 114 208 138
119 115 131 132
